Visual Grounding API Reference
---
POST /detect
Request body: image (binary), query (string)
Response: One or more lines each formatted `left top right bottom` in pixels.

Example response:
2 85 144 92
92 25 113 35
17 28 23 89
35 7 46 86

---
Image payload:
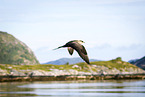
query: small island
0 57 145 82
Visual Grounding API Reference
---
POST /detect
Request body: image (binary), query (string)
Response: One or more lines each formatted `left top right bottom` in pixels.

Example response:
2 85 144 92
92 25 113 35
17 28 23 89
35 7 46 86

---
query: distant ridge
128 56 145 70
128 59 139 64
44 57 100 65
134 56 145 70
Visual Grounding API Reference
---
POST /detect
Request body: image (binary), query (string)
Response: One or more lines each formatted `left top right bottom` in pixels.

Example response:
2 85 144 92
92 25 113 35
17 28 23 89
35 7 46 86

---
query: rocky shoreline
0 73 145 82
1 58 145 82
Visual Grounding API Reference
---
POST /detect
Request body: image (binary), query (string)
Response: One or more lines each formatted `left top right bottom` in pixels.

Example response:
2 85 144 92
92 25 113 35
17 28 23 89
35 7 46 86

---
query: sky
0 0 145 63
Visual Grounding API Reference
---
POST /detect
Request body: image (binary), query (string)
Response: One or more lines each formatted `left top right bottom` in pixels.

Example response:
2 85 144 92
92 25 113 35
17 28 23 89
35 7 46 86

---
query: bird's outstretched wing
67 47 74 55
78 45 90 64
81 45 87 55
70 42 90 64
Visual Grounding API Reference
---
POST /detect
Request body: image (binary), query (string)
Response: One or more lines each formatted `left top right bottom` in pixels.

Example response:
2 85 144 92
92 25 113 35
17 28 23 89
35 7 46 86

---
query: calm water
0 80 145 97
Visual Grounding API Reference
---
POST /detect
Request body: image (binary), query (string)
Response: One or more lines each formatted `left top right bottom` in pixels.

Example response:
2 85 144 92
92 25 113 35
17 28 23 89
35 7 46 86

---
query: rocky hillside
0 57 144 76
134 56 145 70
0 31 39 65
129 56 145 70
128 59 138 64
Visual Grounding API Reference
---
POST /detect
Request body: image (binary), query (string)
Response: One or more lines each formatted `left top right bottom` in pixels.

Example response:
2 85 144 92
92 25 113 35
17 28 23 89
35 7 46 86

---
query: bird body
54 40 90 64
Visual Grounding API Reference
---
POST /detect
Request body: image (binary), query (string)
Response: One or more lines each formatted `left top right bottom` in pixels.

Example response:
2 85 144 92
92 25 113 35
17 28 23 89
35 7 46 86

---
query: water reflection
0 82 36 96
0 80 145 97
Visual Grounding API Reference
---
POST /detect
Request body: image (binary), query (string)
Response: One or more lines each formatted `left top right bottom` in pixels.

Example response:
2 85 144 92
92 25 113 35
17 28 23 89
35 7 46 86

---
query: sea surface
0 80 145 97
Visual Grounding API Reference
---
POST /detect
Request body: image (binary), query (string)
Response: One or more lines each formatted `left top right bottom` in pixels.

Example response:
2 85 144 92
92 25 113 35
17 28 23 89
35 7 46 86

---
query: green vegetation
0 31 39 65
90 57 137 71
0 57 143 75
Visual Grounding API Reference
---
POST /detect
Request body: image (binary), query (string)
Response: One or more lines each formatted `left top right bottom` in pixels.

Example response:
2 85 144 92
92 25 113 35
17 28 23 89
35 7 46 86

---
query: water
0 80 145 97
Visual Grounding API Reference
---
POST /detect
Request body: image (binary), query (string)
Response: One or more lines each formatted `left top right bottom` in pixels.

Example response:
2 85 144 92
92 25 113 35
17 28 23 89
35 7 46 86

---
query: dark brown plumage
54 40 90 64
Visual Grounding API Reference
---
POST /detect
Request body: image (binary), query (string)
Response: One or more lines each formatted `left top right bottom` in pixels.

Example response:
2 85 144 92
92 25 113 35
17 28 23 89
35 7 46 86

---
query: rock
10 69 25 76
0 69 7 75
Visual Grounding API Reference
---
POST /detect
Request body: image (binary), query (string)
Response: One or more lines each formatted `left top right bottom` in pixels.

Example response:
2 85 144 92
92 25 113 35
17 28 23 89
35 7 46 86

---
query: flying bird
54 40 90 64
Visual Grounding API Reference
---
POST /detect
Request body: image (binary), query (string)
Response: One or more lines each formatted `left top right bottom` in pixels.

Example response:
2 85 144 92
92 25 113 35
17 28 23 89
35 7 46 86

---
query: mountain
128 59 139 64
0 31 39 65
133 56 145 70
44 57 100 65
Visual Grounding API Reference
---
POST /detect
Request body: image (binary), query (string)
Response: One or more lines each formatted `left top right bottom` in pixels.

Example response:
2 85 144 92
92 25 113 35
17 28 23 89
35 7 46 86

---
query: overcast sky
0 0 145 63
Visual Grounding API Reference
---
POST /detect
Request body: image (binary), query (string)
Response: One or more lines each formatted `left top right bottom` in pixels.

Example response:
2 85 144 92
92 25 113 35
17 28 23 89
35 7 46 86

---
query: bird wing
78 51 90 64
70 42 90 64
81 45 87 55
80 45 90 64
67 47 74 55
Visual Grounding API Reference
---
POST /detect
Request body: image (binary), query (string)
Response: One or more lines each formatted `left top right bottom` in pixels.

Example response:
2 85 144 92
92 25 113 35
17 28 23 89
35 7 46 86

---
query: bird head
75 40 85 44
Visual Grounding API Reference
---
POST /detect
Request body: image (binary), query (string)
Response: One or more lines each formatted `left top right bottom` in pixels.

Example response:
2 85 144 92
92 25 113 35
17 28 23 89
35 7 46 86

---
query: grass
0 57 141 74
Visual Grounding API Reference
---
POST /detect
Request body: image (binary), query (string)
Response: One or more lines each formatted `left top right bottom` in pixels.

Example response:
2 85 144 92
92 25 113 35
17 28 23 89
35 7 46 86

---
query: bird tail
53 46 63 50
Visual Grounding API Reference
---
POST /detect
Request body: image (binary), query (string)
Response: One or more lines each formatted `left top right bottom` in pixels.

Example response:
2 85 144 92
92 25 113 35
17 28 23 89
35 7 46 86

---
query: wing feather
81 45 87 55
67 47 74 55
78 52 90 64
69 42 90 64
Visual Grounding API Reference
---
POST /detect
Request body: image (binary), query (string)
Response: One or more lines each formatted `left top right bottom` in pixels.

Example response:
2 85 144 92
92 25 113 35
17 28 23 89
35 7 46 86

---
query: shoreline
0 73 145 82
